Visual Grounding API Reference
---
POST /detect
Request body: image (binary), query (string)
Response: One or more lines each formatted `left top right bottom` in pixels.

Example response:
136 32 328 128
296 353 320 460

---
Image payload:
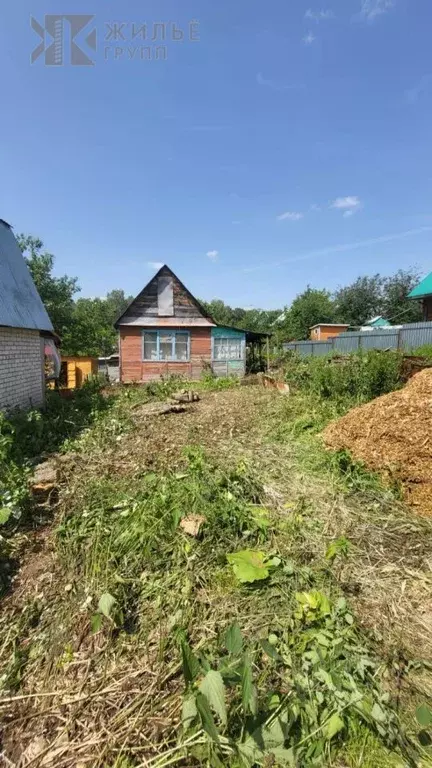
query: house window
142 330 190 361
213 336 243 361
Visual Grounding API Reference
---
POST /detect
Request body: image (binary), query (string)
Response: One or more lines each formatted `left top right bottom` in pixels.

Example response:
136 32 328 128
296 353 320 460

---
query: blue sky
0 0 431 308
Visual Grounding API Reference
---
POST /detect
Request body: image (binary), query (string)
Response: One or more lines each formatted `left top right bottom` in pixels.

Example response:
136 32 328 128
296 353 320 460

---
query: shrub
283 350 403 404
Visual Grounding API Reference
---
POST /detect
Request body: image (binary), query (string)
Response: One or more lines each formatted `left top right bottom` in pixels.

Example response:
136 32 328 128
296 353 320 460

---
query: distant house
0 219 54 411
309 323 350 341
364 315 391 328
115 265 267 382
408 272 432 321
360 315 393 331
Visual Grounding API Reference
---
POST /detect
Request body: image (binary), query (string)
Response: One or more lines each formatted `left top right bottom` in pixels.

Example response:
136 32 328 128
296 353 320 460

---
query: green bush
412 344 432 360
283 350 403 404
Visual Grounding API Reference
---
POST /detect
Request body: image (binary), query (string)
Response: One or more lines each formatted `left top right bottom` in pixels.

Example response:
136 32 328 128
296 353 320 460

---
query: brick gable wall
0 328 44 411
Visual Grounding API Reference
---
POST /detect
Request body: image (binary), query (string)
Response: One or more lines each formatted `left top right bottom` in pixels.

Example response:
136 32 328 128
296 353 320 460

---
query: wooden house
114 265 267 382
408 272 432 320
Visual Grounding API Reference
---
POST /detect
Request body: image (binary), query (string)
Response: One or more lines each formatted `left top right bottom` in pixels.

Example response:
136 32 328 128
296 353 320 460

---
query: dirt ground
1 386 432 767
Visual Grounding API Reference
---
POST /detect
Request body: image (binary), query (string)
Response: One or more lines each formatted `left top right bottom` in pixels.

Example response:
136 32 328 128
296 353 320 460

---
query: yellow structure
60 356 98 389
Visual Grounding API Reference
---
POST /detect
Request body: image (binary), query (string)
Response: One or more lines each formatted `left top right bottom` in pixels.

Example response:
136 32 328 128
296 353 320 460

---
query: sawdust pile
322 368 432 516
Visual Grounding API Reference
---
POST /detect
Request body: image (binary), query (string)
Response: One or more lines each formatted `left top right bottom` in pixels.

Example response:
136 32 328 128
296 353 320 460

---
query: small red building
115 265 266 383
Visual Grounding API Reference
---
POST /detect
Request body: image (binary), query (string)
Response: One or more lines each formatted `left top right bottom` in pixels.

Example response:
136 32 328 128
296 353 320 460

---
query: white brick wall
0 327 45 412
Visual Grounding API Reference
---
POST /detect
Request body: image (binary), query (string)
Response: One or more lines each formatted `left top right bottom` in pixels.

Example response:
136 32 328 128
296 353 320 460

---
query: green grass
2 381 432 766
282 349 404 403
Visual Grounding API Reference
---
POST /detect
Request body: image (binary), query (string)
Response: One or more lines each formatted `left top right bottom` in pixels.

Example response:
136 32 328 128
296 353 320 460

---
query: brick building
0 219 54 411
115 265 267 382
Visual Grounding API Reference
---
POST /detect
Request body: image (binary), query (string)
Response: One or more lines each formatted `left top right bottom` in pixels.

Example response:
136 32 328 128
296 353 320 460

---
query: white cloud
331 196 362 216
277 211 304 221
303 31 316 44
206 250 219 261
360 0 393 21
305 9 335 22
147 261 164 270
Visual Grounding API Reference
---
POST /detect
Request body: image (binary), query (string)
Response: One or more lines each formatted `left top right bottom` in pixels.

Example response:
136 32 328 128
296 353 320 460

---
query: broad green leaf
416 704 432 727
196 692 220 744
224 622 243 656
241 653 257 715
226 550 270 583
98 592 116 618
182 694 198 729
0 508 11 525
90 613 102 634
371 702 387 724
260 639 283 662
315 668 335 691
323 713 344 741
237 736 263 766
270 746 295 765
181 641 200 685
260 718 288 749
199 670 227 725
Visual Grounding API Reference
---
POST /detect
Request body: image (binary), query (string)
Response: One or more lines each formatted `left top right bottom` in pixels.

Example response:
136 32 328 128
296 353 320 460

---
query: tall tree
281 287 337 341
381 269 423 324
17 234 79 336
334 275 383 326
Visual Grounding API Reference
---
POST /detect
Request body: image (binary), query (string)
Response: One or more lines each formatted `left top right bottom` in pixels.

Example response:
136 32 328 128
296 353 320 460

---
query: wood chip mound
322 369 432 516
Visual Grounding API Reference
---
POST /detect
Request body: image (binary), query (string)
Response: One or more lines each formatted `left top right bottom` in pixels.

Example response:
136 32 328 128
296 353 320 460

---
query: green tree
17 234 79 336
281 287 337 341
200 299 281 333
334 269 423 326
381 269 423 324
334 275 383 327
62 291 132 357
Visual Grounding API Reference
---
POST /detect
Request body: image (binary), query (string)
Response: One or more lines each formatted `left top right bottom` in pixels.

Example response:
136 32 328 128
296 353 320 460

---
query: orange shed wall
119 327 212 382
310 326 348 341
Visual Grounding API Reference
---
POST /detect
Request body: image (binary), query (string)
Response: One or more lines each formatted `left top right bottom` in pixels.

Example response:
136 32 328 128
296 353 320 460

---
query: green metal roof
367 316 390 327
408 272 432 299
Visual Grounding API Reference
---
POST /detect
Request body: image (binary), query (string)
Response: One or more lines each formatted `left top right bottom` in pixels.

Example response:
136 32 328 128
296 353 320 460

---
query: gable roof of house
407 272 432 300
364 315 391 327
0 220 53 332
115 264 216 328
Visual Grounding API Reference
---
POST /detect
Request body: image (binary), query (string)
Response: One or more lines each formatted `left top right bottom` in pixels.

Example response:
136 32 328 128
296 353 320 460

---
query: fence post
397 328 402 350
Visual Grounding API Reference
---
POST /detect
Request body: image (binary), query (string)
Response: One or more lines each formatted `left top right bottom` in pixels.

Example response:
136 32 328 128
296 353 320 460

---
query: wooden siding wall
310 326 349 341
120 327 212 382
121 267 207 323
424 298 432 322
